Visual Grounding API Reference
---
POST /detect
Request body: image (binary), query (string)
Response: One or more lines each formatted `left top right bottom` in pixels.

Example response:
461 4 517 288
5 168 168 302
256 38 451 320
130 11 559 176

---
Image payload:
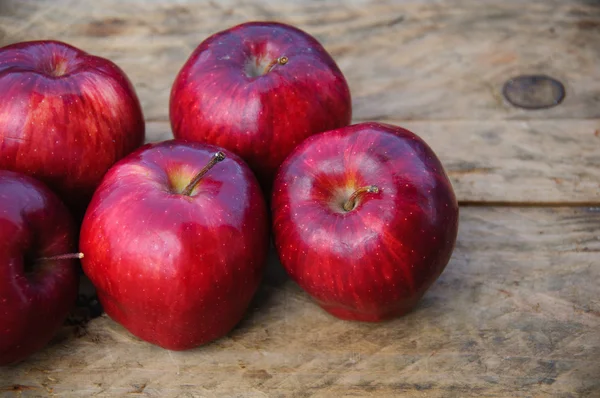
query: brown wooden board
2 207 600 397
1 0 599 123
2 0 599 205
147 119 600 205
0 0 599 397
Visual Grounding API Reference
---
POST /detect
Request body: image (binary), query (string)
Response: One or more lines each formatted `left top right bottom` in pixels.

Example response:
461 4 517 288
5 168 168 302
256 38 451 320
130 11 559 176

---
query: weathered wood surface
2 0 599 205
2 207 599 397
2 0 600 122
148 119 600 205
1 0 600 397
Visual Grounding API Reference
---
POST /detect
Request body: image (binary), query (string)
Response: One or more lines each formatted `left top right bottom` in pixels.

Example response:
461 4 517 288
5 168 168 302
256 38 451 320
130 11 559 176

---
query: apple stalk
343 185 379 212
182 151 226 196
264 56 288 74
37 253 84 262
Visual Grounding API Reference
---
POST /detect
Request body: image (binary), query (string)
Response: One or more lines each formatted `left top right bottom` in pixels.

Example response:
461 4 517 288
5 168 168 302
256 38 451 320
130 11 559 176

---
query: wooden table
1 1 599 396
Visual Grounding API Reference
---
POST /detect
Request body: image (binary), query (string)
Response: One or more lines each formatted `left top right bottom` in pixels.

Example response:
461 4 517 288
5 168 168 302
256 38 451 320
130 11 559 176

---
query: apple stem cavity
181 151 226 196
37 252 84 262
343 185 379 212
50 59 68 77
264 56 289 74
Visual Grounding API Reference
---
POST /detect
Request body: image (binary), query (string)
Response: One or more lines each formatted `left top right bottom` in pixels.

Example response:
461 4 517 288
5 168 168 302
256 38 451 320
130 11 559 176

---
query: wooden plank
2 207 599 397
0 0 599 122
147 120 600 205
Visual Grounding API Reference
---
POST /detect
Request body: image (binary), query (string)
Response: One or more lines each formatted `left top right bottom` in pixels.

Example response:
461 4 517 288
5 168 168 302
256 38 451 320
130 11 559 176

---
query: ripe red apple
272 122 459 322
0 170 79 366
0 40 145 215
170 21 352 191
80 140 269 350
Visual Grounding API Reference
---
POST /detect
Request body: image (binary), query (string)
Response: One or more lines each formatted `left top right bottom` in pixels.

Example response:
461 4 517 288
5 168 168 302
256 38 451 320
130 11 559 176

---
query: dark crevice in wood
459 201 600 208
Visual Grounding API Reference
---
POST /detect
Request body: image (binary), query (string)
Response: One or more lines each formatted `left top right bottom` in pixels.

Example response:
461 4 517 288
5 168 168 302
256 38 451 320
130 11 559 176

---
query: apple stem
343 185 379 212
181 151 226 196
37 252 84 262
264 56 289 74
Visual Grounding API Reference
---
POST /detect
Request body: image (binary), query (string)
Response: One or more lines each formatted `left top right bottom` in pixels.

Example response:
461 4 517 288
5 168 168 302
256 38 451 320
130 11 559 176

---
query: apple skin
0 170 78 366
0 40 145 215
80 140 269 350
272 122 459 322
170 21 352 191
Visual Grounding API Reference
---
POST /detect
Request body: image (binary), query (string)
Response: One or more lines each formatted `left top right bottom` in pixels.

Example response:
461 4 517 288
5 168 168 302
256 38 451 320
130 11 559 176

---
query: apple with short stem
170 21 352 192
0 170 81 366
80 140 269 350
272 122 459 322
0 40 145 216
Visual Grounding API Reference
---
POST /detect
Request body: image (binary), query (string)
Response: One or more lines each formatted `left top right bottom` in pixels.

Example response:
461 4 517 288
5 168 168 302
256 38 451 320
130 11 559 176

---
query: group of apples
0 22 458 365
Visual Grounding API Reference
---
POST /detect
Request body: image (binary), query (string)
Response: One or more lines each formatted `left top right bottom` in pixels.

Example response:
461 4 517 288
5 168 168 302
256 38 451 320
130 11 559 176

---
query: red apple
272 122 459 322
80 140 269 350
0 40 145 215
0 170 79 366
170 21 351 191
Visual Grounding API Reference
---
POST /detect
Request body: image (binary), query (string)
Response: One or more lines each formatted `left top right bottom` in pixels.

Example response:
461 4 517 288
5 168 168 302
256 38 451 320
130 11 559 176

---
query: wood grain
2 207 599 397
147 119 600 205
1 1 599 397
1 0 599 205
0 0 599 123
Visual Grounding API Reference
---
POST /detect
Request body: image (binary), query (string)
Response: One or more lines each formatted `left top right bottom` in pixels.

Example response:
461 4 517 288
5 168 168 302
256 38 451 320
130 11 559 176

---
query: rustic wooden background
1 0 599 397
